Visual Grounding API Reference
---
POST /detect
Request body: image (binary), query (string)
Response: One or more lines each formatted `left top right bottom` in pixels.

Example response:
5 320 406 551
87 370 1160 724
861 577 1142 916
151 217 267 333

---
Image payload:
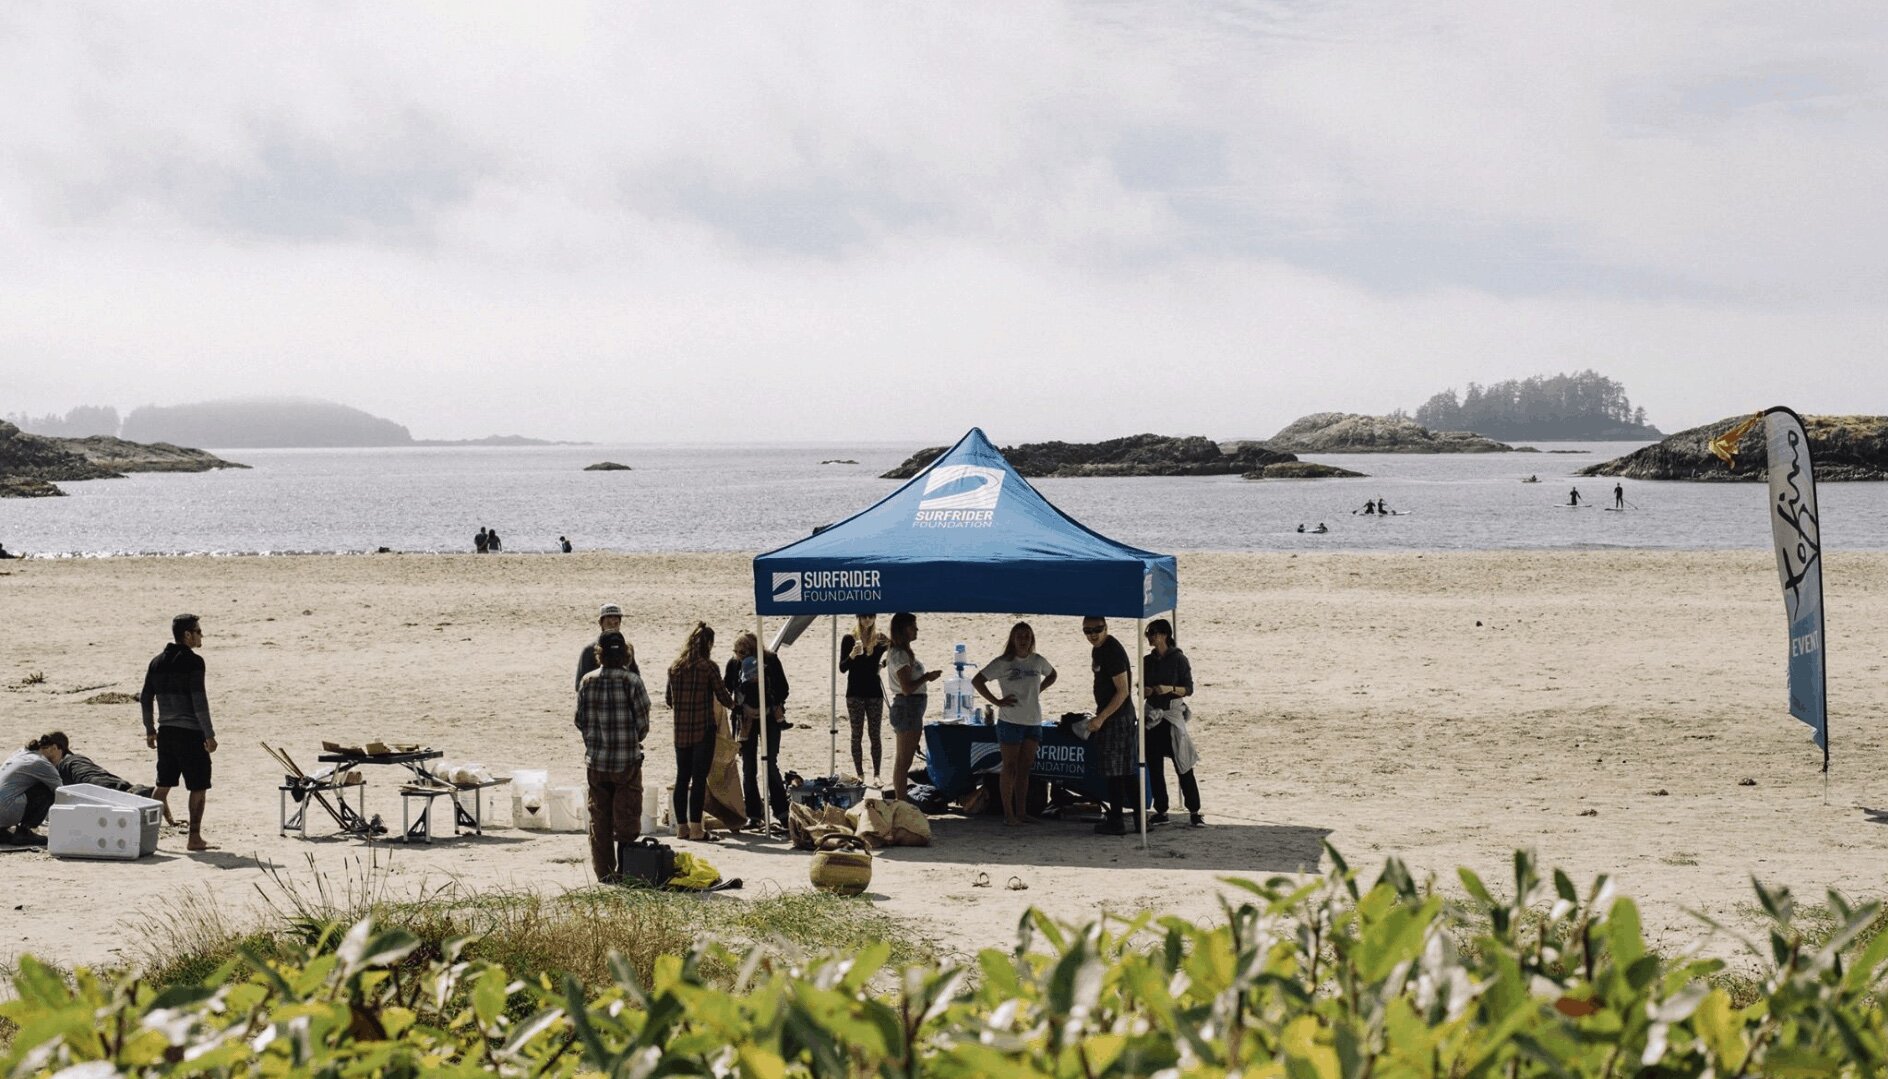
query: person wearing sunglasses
1082 617 1136 835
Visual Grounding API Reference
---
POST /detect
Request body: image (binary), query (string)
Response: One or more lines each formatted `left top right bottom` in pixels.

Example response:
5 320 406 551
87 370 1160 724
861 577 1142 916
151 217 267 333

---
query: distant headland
881 434 1363 480
1581 415 1888 481
0 420 244 497
8 398 581 449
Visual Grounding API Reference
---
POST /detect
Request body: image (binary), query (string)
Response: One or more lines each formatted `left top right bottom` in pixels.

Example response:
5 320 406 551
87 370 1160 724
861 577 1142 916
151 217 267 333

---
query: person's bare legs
184 789 215 850
892 729 920 802
999 742 1024 825
152 785 174 828
1019 739 1042 822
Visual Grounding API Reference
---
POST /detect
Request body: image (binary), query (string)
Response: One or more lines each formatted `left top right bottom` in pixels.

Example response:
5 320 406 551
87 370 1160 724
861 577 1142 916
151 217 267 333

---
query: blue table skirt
923 721 1112 802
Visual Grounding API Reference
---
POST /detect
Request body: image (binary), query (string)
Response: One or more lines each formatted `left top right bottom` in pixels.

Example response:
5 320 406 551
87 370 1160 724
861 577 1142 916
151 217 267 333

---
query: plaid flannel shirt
665 657 735 749
574 667 651 773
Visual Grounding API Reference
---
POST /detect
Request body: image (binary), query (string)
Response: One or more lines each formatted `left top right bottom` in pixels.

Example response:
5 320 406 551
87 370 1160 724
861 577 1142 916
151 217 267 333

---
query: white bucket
545 786 589 832
510 768 551 831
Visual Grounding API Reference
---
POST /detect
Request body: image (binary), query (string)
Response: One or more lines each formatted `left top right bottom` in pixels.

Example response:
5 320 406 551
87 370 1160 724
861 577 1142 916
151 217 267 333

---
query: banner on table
1762 407 1828 766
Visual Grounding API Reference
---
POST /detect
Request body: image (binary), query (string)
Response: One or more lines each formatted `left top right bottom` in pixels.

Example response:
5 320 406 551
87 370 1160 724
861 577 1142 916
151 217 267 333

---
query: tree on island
5 405 122 438
1412 371 1661 440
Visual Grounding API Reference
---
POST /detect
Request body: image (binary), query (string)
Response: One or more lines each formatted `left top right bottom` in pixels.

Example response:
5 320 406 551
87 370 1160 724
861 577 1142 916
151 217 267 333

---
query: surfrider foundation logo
771 572 803 604
772 569 883 605
915 465 1004 527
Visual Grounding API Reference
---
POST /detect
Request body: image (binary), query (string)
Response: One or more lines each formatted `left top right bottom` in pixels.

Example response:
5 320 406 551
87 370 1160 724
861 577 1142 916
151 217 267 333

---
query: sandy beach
2 549 1884 974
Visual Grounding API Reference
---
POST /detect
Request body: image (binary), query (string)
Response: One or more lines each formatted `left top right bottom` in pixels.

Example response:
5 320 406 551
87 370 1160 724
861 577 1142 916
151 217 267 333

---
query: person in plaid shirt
664 622 737 842
575 631 651 883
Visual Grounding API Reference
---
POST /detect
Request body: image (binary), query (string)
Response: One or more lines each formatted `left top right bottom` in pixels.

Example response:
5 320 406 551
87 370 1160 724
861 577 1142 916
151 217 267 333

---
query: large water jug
941 644 978 723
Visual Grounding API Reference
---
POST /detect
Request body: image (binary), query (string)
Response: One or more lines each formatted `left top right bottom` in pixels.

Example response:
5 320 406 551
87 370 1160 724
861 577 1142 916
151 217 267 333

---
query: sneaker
1148 811 1170 825
1189 813 1206 827
1092 820 1128 836
744 818 765 831
4 828 47 847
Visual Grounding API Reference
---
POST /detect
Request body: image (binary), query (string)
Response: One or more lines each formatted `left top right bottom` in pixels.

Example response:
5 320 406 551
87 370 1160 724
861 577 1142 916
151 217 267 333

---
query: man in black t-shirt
1083 616 1136 835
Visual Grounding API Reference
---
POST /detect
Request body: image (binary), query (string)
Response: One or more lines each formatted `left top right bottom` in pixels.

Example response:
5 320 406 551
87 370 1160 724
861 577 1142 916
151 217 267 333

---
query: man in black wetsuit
1614 484 1624 510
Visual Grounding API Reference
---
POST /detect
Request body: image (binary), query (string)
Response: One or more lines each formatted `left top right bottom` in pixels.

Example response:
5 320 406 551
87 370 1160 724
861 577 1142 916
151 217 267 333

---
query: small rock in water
1578 808 1598 817
584 461 632 471
1653 789 1669 796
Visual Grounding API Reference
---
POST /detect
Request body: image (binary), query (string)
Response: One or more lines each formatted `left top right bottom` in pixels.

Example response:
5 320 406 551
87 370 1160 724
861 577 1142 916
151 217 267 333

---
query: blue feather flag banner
1763 407 1828 767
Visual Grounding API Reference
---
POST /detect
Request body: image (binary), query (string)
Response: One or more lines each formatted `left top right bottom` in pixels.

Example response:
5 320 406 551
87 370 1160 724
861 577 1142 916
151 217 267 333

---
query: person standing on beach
0 735 63 846
141 613 218 851
885 612 941 804
974 621 1057 827
1142 619 1203 826
474 527 488 553
839 614 889 784
560 536 573 553
1614 484 1625 510
665 622 738 841
726 632 790 829
1083 616 1136 836
577 603 639 689
487 528 502 552
575 631 651 883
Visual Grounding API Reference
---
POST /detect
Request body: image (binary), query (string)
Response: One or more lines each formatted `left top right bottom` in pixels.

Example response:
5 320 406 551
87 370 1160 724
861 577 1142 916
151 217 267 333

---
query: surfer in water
1360 499 1376 515
1568 487 1582 507
1296 524 1306 533
1375 498 1389 516
1613 484 1624 510
1312 522 1328 534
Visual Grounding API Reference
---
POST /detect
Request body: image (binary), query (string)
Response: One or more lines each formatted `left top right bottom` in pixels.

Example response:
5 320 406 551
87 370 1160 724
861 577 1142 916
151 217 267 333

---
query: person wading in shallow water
1569 487 1582 507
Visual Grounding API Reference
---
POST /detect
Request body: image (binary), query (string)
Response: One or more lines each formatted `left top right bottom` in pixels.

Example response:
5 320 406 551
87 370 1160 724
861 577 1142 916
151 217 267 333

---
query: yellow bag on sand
888 800 932 847
703 710 746 831
667 850 721 891
846 799 892 849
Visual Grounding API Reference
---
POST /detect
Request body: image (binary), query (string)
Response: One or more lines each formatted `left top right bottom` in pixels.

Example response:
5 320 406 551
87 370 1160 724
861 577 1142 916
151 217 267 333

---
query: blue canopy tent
749 428 1178 845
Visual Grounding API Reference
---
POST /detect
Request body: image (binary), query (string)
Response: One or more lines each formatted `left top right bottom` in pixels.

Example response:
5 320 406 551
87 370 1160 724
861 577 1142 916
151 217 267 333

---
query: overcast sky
2 3 1882 442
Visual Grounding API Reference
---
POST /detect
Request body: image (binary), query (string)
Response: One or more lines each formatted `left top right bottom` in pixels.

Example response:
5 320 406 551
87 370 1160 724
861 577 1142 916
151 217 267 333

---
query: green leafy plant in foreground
5 846 1886 1076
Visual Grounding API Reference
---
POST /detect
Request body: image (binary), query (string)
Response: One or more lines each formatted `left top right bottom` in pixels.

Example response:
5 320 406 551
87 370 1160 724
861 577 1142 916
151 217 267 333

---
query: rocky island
1262 413 1521 454
583 461 632 471
881 434 1362 480
1580 415 1888 481
0 421 245 497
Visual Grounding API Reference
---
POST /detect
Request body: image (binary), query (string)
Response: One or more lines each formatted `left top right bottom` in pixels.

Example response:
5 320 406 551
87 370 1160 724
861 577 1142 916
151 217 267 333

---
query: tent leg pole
756 614 774 841
831 615 839 778
1137 616 1147 851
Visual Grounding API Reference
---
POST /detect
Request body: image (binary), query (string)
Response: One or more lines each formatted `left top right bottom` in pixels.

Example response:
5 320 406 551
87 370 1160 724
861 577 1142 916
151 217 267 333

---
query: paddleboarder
1569 487 1582 507
1614 484 1624 510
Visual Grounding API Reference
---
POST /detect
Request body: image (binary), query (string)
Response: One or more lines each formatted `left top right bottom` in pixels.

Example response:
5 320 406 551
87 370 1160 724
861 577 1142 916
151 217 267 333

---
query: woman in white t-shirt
973 621 1057 827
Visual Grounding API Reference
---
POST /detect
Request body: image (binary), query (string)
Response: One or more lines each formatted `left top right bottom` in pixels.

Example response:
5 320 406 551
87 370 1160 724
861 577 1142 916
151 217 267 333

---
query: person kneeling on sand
0 735 64 846
576 631 651 884
141 613 219 851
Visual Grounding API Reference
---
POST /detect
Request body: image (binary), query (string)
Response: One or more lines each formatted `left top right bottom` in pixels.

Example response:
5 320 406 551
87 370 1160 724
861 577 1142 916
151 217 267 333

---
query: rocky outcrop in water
880 434 1331 479
1579 415 1888 481
1244 461 1365 480
1265 413 1521 454
583 461 632 471
0 421 244 497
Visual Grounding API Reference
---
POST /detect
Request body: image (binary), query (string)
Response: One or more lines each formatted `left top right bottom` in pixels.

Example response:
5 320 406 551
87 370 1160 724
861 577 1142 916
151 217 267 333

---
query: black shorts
155 727 213 791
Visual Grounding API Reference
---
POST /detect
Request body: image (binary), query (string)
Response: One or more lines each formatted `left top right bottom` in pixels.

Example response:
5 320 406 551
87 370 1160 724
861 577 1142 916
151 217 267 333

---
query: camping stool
397 786 456 843
279 774 367 838
447 778 509 836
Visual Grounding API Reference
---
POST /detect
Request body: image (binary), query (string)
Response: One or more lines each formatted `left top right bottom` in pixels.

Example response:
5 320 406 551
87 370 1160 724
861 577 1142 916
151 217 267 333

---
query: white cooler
49 804 145 860
55 783 163 856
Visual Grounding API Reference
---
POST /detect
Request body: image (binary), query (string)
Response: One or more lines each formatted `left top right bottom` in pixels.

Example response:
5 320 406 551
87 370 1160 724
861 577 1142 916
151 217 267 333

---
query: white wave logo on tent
915 465 1004 527
771 572 803 604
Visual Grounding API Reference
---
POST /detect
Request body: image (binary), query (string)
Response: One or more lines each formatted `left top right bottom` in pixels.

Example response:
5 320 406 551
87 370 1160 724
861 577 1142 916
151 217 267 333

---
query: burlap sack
702 705 747 831
846 798 893 849
888 800 932 847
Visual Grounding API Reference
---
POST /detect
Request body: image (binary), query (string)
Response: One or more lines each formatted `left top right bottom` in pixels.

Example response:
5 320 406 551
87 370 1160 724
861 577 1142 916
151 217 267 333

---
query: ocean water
4 441 1888 556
